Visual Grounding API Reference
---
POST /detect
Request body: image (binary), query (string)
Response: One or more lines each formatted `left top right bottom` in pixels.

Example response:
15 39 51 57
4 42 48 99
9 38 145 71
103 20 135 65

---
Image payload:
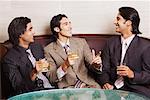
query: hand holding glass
67 51 79 66
117 63 126 76
36 59 50 72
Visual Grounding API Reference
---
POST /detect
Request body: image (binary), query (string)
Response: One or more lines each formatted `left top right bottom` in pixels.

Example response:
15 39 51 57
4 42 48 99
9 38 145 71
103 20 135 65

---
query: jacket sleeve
130 46 150 84
98 40 111 86
81 39 102 74
2 57 35 94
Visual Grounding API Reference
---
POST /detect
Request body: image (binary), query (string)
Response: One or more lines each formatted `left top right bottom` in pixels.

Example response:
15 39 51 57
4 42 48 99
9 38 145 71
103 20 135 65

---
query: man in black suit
2 17 52 98
99 7 150 98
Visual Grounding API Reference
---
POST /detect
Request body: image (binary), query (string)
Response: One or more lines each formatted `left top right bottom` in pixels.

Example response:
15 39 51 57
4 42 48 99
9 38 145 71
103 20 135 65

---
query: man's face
20 22 35 44
114 14 128 34
59 17 72 37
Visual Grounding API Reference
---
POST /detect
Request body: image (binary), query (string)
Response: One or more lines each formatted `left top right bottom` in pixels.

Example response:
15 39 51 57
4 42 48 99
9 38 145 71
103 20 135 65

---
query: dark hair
8 17 31 45
119 7 141 34
50 14 68 41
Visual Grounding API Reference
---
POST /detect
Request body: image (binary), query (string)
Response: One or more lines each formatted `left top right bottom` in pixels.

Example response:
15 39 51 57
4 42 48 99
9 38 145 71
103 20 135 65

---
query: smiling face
57 17 72 38
114 14 128 34
114 13 133 38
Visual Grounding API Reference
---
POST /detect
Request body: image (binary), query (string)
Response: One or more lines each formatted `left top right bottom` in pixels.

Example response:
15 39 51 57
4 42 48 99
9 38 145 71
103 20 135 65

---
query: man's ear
19 34 23 38
54 27 60 32
126 20 132 26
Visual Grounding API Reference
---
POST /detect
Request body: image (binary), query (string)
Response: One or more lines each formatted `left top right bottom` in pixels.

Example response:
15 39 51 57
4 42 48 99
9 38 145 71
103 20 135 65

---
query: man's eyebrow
62 21 71 24
62 22 68 24
28 27 33 30
26 26 32 31
30 27 33 29
117 16 120 20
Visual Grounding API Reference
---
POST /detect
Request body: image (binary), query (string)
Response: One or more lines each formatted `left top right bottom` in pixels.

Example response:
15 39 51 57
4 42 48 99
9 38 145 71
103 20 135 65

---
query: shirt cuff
57 66 66 81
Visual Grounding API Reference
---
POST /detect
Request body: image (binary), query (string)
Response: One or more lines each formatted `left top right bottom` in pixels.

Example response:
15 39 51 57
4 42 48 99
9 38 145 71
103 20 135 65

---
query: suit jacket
99 35 150 97
2 43 45 96
44 37 101 88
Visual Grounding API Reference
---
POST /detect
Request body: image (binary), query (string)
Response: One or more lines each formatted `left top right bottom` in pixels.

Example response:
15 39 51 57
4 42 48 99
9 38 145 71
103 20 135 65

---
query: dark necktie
64 45 69 54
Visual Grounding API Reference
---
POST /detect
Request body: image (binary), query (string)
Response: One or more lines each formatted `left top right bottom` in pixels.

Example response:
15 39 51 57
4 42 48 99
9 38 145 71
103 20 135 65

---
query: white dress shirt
120 34 135 64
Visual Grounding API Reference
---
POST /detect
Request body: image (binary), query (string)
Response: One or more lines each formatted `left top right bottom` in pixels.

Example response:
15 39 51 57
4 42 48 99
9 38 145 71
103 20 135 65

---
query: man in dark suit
2 17 52 98
99 7 150 98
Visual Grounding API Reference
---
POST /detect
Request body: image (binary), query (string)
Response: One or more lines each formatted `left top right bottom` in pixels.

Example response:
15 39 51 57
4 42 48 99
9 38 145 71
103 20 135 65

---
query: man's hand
91 49 102 69
67 51 79 66
35 60 43 73
103 83 114 90
62 51 79 71
117 65 134 78
35 59 49 73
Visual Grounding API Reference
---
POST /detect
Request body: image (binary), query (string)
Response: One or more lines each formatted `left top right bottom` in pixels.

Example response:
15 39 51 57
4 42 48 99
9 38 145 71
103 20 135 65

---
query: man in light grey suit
44 14 101 89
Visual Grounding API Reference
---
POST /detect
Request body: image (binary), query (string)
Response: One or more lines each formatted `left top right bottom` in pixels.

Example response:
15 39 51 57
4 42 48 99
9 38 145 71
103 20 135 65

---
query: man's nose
32 29 35 35
113 19 117 24
69 24 72 30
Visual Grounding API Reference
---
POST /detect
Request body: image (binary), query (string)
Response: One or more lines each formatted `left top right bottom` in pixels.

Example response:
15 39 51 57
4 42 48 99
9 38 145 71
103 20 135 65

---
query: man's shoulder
137 36 150 46
3 46 19 61
44 42 54 51
138 36 150 42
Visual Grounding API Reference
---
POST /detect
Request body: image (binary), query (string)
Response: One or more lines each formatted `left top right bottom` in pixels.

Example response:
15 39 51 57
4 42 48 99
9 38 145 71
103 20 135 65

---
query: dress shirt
120 35 135 64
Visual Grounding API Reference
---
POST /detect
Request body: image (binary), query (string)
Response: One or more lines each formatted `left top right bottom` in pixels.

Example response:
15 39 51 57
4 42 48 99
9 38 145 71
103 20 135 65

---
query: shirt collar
121 34 135 47
58 38 70 48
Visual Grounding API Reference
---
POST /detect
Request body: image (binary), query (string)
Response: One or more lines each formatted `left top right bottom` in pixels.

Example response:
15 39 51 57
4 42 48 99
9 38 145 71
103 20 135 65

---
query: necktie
115 42 128 89
120 42 128 64
64 45 69 54
26 49 52 88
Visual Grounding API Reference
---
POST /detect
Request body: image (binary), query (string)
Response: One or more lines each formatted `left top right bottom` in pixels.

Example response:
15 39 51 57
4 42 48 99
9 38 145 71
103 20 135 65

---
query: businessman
2 17 52 97
44 14 102 89
99 7 150 98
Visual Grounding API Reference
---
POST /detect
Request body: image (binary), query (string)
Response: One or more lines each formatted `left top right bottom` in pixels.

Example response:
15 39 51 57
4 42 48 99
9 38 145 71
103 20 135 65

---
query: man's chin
66 34 72 38
30 39 34 43
115 30 120 33
68 34 72 37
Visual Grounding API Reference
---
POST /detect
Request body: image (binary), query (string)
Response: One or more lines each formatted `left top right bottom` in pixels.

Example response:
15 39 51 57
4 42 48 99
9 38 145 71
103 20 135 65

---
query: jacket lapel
69 38 79 54
54 41 67 60
15 46 33 69
53 38 79 70
123 36 138 64
69 38 80 70
115 36 122 65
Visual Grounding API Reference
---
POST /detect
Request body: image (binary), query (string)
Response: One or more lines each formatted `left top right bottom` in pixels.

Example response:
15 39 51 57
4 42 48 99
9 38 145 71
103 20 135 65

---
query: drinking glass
37 58 50 72
67 50 79 65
